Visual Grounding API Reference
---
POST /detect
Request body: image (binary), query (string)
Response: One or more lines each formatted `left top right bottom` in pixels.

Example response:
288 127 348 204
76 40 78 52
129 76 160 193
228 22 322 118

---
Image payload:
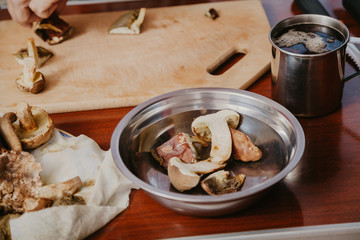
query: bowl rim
111 87 305 203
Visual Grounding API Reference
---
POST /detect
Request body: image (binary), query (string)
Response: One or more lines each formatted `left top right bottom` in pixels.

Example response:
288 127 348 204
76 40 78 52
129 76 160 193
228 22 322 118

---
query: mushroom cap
168 157 200 192
168 157 226 192
191 110 240 164
16 71 45 94
14 106 54 150
14 46 53 68
201 170 246 195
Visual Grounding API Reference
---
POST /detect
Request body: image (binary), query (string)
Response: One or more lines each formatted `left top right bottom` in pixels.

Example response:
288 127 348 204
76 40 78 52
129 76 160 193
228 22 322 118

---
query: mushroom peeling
108 8 146 34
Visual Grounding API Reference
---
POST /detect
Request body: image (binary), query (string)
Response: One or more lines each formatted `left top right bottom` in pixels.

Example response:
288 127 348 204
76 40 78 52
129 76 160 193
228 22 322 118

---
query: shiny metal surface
269 14 350 117
111 88 305 217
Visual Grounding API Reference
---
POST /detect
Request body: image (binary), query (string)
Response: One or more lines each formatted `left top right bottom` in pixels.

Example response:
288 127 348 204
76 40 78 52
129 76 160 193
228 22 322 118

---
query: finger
29 0 58 19
7 0 39 27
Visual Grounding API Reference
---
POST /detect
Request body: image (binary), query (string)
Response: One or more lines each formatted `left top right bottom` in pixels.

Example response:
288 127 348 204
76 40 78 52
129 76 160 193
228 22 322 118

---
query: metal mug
269 14 358 117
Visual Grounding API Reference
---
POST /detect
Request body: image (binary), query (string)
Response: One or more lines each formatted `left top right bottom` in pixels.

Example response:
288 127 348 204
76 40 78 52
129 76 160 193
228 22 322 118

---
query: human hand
6 0 67 27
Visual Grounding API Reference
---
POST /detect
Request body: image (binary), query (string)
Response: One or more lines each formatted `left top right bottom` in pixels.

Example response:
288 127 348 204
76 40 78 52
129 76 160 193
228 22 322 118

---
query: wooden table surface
1 0 360 239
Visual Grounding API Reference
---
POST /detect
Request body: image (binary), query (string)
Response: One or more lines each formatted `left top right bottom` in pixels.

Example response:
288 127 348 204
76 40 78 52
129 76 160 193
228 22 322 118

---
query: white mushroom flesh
21 58 37 87
27 38 39 68
191 110 240 164
168 157 225 192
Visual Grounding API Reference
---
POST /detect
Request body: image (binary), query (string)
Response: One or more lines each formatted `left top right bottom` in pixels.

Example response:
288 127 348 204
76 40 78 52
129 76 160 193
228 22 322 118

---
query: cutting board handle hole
208 52 246 75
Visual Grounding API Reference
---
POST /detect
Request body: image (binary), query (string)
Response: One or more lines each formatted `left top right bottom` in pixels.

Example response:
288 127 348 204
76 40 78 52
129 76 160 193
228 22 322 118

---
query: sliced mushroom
0 113 22 151
201 170 246 195
34 12 75 45
16 57 45 94
14 102 54 150
191 110 240 164
168 157 225 192
14 38 53 68
35 176 83 201
230 128 262 162
151 132 208 169
108 8 146 34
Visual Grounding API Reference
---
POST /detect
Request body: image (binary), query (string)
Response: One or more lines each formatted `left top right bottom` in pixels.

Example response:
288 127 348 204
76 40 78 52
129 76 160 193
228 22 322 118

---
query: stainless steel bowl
111 88 305 217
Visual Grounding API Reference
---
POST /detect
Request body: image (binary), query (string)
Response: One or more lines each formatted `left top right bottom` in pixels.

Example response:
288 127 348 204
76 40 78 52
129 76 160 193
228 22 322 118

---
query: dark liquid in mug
273 24 345 54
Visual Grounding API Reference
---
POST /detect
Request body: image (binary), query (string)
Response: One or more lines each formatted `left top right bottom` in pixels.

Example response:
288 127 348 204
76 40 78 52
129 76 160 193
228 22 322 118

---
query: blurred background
0 0 142 9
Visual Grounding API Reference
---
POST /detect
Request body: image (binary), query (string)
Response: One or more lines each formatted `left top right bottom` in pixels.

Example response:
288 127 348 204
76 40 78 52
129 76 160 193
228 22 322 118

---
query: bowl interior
113 88 303 199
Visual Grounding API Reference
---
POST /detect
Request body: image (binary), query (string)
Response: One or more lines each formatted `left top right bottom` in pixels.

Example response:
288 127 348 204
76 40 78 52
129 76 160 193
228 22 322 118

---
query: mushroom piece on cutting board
108 8 146 34
14 38 53 68
34 12 75 45
15 39 46 94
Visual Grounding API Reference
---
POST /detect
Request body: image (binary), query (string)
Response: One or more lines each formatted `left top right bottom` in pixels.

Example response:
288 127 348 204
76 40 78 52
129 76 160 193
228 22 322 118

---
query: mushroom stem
27 38 39 68
35 176 83 200
0 113 22 151
22 57 37 84
16 102 38 132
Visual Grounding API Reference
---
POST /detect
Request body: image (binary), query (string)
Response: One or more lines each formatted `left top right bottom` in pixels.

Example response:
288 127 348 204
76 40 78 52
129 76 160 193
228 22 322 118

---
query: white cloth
10 130 138 240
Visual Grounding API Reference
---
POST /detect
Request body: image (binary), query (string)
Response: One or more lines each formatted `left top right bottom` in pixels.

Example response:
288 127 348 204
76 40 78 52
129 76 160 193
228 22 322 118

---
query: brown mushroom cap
191 110 240 164
201 170 246 195
14 103 54 150
16 71 45 94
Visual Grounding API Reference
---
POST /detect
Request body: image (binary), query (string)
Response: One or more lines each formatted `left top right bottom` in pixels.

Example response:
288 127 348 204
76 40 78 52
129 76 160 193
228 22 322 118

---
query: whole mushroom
14 102 54 150
16 39 45 94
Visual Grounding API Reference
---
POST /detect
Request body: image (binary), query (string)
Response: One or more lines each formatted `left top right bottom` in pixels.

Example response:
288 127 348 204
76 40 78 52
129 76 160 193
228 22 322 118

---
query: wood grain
0 0 270 114
1 0 360 239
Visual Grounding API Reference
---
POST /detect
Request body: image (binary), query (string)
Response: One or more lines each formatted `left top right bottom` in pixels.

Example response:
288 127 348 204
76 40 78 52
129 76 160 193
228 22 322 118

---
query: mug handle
343 38 360 82
343 71 360 83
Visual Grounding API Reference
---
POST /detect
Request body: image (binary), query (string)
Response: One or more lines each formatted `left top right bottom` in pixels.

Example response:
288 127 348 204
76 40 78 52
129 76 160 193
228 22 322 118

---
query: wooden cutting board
0 0 270 114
